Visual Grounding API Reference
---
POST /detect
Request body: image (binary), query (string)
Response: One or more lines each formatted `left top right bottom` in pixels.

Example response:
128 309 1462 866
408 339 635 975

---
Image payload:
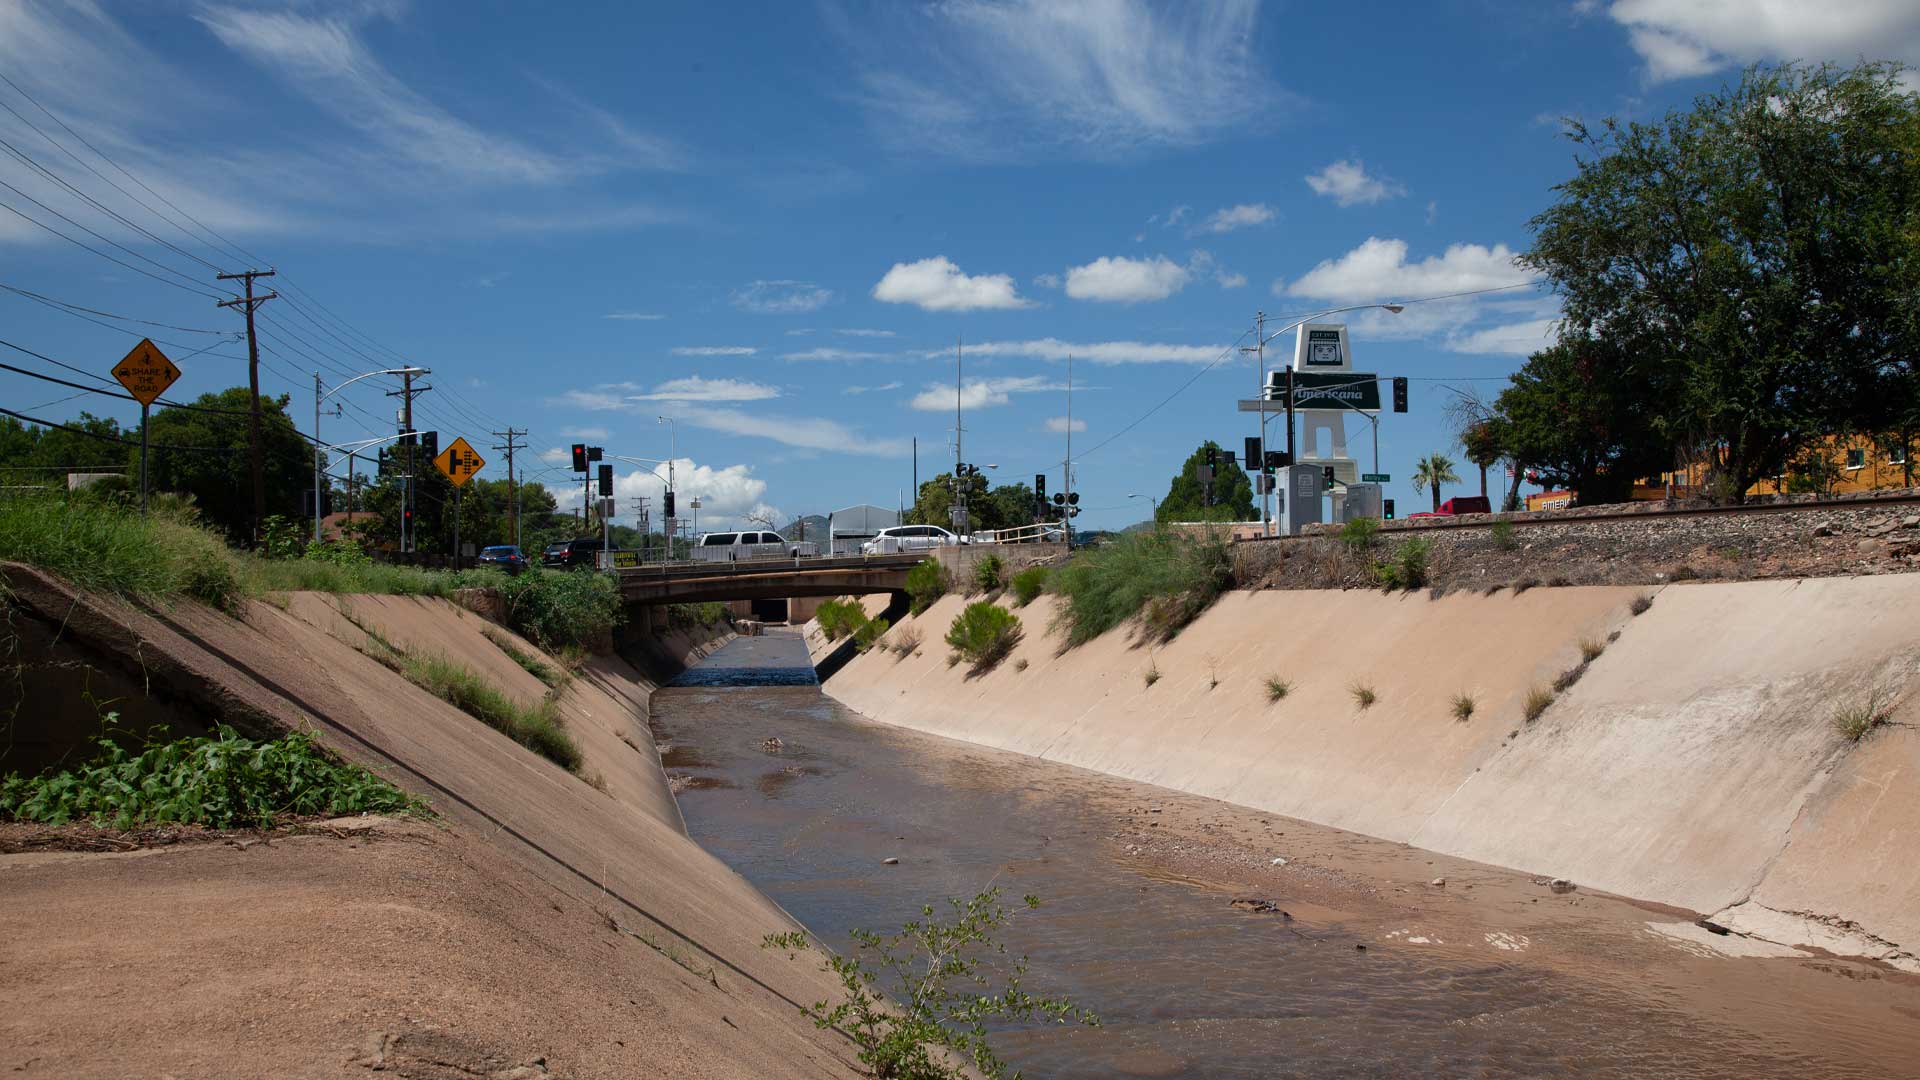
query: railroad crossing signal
112 338 180 407
434 436 486 488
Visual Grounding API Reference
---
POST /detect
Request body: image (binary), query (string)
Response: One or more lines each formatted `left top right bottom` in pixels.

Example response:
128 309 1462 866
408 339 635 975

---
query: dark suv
542 538 605 570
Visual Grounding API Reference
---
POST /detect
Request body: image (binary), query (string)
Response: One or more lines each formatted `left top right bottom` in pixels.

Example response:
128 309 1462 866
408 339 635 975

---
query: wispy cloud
956 338 1227 365
842 0 1288 160
837 328 896 338
1194 202 1276 234
844 381 904 395
782 346 895 362
909 375 1069 412
1304 160 1406 207
671 346 758 357
546 388 905 455
872 256 1033 312
603 312 667 321
732 279 834 315
624 376 780 402
1045 416 1086 433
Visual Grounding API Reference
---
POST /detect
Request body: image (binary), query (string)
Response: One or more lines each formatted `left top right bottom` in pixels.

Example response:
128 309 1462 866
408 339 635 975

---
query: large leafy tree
0 414 128 490
907 474 1037 532
140 389 313 540
1493 338 1676 506
1525 62 1920 502
1156 441 1255 523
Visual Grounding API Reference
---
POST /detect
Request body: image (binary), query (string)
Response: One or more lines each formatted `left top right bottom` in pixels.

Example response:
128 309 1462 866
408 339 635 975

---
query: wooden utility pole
492 427 526 551
384 368 431 553
217 269 275 543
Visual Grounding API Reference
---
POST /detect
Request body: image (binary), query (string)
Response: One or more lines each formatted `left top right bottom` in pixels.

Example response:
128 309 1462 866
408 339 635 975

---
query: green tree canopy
141 389 312 540
1156 441 1255 523
1523 61 1920 502
907 474 1039 532
1493 338 1675 505
1411 453 1462 513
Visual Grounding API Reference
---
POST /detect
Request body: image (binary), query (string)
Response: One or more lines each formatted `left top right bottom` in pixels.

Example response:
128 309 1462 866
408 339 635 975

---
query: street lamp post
656 416 677 554
612 456 673 562
315 431 434 546
313 367 426 544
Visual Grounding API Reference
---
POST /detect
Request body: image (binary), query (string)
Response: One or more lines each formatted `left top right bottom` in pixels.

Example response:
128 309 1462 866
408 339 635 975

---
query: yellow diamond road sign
113 338 180 407
434 436 486 488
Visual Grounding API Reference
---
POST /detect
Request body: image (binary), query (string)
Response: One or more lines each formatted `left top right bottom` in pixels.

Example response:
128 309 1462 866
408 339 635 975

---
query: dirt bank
0 564 863 1078
822 577 1920 968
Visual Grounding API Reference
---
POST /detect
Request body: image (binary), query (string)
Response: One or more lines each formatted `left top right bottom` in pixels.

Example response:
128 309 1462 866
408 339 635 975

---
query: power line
0 281 232 335
0 129 225 274
0 180 225 300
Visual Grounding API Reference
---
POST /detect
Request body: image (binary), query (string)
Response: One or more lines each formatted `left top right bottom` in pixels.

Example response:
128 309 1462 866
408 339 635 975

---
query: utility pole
492 427 526 550
385 367 431 553
217 268 275 543
1063 352 1073 544
952 337 968 534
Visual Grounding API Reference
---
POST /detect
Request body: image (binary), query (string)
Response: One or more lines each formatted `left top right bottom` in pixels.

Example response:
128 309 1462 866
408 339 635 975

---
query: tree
1492 338 1674 506
907 475 1035 532
1156 441 1255 523
1411 453 1461 513
141 389 313 540
0 413 128 491
1524 62 1920 503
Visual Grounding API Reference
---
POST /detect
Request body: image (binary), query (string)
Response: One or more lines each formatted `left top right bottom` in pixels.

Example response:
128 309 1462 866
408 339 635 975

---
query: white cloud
1033 272 1063 289
837 328 896 338
1045 416 1087 433
627 377 780 403
561 427 609 440
1215 270 1248 289
607 458 779 529
1304 160 1406 207
1163 204 1192 227
1064 255 1191 303
1445 317 1560 356
844 381 904 395
1601 1 1920 87
782 346 893 362
1195 203 1276 234
676 405 909 456
537 446 570 465
956 338 1226 365
670 346 757 357
604 312 667 321
909 375 1067 412
872 256 1033 312
1283 237 1530 301
732 280 834 315
845 0 1284 159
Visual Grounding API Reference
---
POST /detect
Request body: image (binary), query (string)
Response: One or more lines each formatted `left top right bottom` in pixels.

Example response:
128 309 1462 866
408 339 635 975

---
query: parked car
541 538 605 569
861 524 961 555
691 530 816 561
476 544 528 574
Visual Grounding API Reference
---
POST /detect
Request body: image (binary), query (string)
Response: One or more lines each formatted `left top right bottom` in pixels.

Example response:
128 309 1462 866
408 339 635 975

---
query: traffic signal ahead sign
434 436 486 488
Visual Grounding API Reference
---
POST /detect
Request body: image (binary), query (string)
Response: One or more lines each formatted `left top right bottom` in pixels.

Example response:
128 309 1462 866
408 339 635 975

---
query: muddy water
657 631 1920 1078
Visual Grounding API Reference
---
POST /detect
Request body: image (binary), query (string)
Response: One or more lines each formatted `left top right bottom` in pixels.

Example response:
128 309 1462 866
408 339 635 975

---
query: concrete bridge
615 553 924 606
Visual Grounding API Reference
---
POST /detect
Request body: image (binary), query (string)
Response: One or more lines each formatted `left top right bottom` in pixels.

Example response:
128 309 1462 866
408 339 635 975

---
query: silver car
861 524 961 554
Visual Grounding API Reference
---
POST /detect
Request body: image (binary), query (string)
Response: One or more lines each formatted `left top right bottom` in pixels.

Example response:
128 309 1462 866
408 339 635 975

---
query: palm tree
1412 453 1461 513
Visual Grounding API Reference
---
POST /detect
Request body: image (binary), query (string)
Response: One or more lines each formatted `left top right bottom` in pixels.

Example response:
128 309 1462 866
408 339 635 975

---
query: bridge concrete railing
932 541 1065 583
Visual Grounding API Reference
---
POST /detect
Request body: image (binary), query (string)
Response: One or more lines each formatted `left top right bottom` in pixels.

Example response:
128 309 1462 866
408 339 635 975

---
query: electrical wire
0 281 231 334
0 182 225 300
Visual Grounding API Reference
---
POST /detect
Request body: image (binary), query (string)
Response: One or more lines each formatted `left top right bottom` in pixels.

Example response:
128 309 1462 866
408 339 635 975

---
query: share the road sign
113 339 180 407
433 436 486 487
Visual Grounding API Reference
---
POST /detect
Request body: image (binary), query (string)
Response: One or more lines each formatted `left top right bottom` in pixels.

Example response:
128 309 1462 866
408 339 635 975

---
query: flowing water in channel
656 631 1920 1079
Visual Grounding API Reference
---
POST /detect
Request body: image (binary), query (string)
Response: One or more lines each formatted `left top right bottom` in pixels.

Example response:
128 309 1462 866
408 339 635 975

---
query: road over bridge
616 553 924 606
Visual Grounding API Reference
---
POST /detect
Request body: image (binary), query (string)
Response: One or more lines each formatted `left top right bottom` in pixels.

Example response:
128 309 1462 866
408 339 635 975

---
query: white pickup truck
691 530 818 561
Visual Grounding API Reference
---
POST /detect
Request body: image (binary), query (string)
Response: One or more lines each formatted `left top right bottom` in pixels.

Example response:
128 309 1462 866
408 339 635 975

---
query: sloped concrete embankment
0 564 862 1078
822 578 1920 965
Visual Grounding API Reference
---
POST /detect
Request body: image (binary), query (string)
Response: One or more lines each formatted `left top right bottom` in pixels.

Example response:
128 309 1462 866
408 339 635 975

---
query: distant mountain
779 514 830 540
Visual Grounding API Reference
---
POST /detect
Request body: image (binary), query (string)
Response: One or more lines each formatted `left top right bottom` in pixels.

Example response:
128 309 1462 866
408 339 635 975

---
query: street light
313 431 435 546
612 455 674 562
312 367 425 544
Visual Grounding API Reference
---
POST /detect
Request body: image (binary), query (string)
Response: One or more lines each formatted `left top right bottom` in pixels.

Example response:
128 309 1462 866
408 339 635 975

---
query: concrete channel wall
822 577 1920 964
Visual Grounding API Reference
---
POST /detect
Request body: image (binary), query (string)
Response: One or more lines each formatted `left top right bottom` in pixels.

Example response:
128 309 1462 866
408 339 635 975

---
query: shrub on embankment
945 601 1023 672
906 558 949 615
0 726 423 829
1049 529 1233 647
1009 564 1049 607
815 598 869 641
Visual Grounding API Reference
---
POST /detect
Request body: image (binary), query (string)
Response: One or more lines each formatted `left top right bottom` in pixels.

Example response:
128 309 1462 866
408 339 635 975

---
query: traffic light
587 446 603 463
570 444 588 472
419 430 437 463
1392 376 1408 413
1245 437 1261 472
663 490 676 518
1384 498 1396 520
1205 445 1218 469
1034 473 1046 498
597 463 613 495
398 429 416 447
1264 449 1290 471
1323 466 1336 491
403 507 414 527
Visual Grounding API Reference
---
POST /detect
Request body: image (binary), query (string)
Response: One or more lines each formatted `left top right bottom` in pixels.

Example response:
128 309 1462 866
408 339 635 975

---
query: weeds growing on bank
815 598 869 641
945 601 1022 673
0 725 423 829
1489 518 1518 552
972 553 1006 593
1373 537 1432 592
1524 685 1555 722
1451 693 1477 722
889 624 922 658
483 628 565 689
1579 637 1608 663
1265 676 1292 703
854 617 891 653
1050 529 1232 647
1350 681 1377 709
1143 663 1160 688
1009 564 1049 607
1834 687 1894 742
0 495 243 610
906 558 949 615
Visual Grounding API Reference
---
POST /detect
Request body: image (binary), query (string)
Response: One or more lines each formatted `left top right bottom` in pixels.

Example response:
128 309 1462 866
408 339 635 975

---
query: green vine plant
763 887 1098 1079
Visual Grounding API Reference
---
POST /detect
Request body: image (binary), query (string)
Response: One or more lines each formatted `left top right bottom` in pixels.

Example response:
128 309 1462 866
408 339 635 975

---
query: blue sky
5 1 1919 530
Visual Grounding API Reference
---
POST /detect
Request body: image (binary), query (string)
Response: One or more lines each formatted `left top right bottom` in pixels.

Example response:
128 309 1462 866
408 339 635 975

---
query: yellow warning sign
434 436 486 488
112 338 180 407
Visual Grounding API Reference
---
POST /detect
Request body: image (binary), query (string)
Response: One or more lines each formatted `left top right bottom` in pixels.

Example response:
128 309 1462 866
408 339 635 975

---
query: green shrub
494 569 622 652
1489 518 1517 551
763 889 1097 1080
483 628 564 689
0 726 423 829
1373 537 1432 591
905 558 950 615
815 598 869 641
854 617 891 653
1349 681 1377 709
972 553 1006 593
1050 529 1232 647
663 602 727 628
1834 687 1892 742
1337 516 1380 552
374 644 581 772
302 537 372 567
1142 664 1160 688
944 601 1022 671
1265 676 1292 703
0 494 243 610
1009 565 1049 607
1451 692 1477 722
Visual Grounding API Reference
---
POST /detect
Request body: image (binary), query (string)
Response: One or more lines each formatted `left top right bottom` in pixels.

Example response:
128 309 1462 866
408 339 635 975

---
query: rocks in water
760 737 784 753
1229 898 1288 916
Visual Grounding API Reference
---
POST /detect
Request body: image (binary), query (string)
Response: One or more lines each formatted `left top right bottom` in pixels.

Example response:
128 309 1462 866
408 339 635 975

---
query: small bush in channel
815 598 870 642
854 617 892 653
906 558 950 616
1451 693 1477 722
944 602 1022 672
1009 565 1049 607
972 553 1006 593
1265 676 1292 703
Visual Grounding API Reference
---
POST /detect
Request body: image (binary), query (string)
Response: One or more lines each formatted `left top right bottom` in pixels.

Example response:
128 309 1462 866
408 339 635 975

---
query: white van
692 530 817 562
